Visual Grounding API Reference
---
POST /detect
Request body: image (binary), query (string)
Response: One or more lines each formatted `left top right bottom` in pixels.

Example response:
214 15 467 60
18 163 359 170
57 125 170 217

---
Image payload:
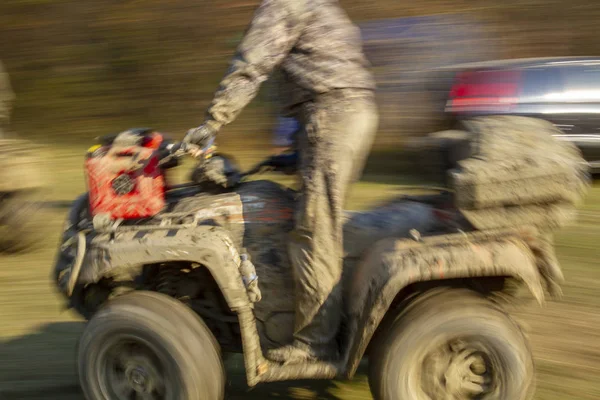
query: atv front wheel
368 288 535 400
78 291 225 400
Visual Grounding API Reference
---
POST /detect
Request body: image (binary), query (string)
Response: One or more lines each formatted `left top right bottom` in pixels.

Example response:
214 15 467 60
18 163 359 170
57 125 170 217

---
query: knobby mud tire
368 288 535 400
78 291 225 400
0 191 45 253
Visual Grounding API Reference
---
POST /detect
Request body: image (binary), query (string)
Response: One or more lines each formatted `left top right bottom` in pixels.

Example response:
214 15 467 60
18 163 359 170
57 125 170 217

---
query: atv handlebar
165 142 201 157
164 137 215 159
164 138 298 178
241 151 299 178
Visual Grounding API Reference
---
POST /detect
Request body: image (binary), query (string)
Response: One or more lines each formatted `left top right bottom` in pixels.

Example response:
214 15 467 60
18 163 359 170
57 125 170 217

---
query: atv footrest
257 360 339 383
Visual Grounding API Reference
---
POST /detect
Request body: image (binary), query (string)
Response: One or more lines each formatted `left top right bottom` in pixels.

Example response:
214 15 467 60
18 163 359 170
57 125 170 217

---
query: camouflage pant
290 89 378 352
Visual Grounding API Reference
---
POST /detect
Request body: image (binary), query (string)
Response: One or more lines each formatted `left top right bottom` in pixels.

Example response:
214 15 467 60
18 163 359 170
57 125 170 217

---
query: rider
0 60 15 138
184 0 378 363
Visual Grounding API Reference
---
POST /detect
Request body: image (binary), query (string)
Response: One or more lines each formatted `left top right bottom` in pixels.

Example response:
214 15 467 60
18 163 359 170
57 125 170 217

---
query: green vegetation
2 0 600 145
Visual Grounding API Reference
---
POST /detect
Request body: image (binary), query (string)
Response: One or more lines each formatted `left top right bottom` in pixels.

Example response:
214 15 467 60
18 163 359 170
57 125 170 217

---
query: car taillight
447 70 521 113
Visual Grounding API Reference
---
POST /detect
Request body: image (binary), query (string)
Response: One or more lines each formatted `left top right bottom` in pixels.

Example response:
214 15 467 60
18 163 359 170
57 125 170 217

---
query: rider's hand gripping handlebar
165 137 215 159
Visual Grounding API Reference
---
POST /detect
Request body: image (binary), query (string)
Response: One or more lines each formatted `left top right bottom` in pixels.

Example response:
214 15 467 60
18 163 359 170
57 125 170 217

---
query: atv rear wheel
368 288 534 400
78 291 225 400
0 191 44 253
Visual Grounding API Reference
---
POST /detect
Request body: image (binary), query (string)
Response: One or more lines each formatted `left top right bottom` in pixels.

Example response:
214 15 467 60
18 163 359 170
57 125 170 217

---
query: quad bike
0 61 47 253
0 138 46 252
53 128 564 400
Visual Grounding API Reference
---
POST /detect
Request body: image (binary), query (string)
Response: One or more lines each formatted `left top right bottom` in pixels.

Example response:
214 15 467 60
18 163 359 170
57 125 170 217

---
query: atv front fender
79 225 250 310
343 227 547 377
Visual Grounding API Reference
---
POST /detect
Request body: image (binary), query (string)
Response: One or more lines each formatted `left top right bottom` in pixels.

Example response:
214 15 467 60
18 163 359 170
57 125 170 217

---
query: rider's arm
205 0 304 131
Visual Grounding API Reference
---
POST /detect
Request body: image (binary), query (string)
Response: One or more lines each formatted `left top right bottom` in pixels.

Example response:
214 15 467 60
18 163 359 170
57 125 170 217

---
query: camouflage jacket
206 0 376 129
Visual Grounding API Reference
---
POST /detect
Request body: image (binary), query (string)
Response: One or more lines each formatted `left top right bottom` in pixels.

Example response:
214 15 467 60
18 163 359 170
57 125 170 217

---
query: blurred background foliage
1 0 598 148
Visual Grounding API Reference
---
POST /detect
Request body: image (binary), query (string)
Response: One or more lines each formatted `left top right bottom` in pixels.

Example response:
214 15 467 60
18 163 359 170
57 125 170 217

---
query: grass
0 142 599 399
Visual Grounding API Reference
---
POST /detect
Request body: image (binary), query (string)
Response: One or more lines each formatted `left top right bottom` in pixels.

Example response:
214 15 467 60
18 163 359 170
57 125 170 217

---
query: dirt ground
0 145 599 399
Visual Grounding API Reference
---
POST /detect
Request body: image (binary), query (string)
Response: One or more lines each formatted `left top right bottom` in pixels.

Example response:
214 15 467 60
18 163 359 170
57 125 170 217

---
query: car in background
441 57 600 171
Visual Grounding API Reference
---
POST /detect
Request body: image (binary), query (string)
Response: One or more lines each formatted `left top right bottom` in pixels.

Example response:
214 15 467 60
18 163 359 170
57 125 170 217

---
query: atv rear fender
343 227 555 377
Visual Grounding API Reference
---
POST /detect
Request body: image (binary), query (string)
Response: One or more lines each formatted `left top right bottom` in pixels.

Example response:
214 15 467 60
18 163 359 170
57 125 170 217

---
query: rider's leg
268 91 378 363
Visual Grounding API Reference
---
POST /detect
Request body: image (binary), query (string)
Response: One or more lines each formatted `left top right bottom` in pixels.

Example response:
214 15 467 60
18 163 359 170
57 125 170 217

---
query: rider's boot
267 340 338 364
267 285 341 364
